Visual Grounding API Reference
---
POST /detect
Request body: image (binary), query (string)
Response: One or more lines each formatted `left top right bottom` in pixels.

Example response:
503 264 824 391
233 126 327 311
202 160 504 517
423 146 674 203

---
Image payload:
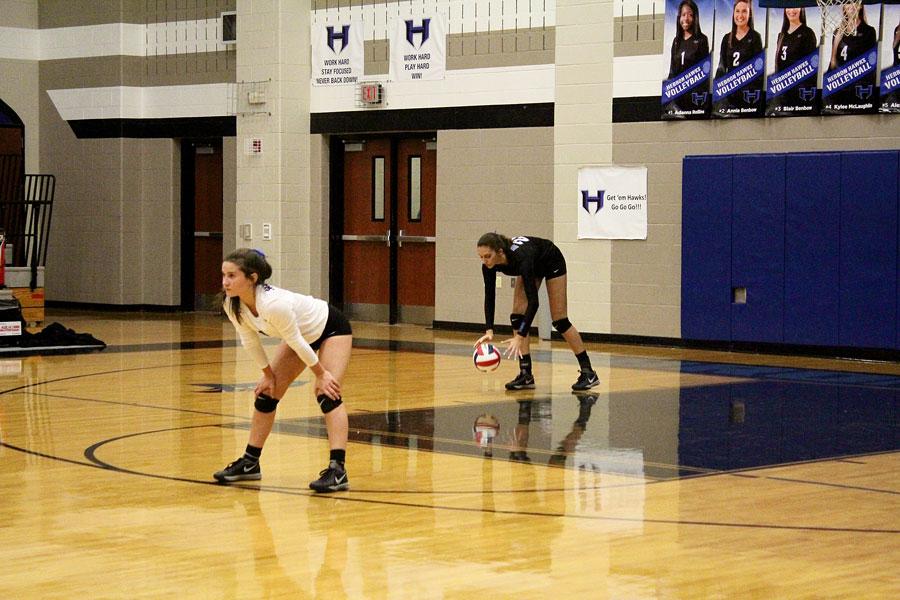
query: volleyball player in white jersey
213 248 353 492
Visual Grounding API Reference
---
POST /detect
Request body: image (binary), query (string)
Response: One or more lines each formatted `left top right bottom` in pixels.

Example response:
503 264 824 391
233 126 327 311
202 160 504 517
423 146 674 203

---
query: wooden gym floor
0 310 896 598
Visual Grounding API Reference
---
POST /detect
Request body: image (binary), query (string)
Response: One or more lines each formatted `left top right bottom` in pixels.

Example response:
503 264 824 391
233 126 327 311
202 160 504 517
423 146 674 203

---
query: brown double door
341 137 436 324
182 139 223 310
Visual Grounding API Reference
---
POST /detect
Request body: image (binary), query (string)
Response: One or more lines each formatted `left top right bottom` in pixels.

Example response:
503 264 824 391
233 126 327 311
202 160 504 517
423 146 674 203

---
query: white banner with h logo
390 14 446 81
311 21 364 86
577 166 648 240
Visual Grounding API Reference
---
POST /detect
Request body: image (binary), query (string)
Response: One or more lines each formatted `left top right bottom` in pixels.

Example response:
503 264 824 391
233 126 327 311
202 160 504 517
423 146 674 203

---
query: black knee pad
552 317 572 334
254 393 279 413
510 313 525 332
317 394 343 414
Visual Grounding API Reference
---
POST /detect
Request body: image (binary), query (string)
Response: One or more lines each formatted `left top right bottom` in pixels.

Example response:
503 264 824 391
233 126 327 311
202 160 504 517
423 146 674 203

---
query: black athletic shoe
213 456 261 483
505 371 535 390
509 451 531 463
309 460 350 493
571 370 600 391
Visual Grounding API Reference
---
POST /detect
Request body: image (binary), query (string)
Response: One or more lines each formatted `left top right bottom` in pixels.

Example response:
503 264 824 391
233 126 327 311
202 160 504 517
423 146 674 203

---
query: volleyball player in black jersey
773 7 818 110
827 3 877 109
476 233 599 392
667 0 711 112
893 20 900 67
715 0 764 113
668 0 710 80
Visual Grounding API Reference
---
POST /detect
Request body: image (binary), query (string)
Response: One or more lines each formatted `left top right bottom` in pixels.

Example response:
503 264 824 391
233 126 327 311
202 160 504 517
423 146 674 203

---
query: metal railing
0 155 54 288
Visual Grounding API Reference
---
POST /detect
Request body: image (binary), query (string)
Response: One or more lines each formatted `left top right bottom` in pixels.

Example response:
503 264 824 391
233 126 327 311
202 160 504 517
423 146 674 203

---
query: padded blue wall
682 150 899 350
839 151 898 349
731 155 785 343
682 156 732 341
784 153 841 346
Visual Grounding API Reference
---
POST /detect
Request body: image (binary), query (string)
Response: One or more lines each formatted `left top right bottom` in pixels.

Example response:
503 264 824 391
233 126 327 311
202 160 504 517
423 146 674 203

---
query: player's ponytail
477 232 512 255
221 248 273 324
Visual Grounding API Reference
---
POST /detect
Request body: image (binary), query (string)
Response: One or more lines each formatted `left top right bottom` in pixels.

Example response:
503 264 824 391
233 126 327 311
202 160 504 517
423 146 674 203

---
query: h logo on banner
405 19 431 47
855 84 873 100
581 190 604 214
799 87 816 101
326 25 351 52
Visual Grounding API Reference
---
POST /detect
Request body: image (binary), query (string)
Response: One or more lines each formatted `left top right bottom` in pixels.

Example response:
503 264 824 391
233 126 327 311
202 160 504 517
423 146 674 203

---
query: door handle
396 230 436 247
194 231 224 239
341 232 391 247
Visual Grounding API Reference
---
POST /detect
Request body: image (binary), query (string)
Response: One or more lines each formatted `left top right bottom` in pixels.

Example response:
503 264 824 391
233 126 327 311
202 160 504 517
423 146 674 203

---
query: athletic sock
575 350 593 372
244 444 262 463
519 354 532 374
577 400 595 428
330 449 346 465
517 401 532 425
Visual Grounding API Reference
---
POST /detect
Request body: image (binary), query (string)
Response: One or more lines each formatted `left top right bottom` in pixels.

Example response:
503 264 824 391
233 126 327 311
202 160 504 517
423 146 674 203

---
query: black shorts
538 244 567 280
310 305 352 351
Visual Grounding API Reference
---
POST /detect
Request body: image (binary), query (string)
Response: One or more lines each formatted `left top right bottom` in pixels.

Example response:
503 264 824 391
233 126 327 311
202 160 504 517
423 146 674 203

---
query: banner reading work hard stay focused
311 21 364 86
577 166 648 240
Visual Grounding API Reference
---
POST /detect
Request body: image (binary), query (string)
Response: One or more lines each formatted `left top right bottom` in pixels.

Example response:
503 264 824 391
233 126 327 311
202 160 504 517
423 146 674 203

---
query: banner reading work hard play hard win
577 166 648 240
311 21 364 86
390 14 447 81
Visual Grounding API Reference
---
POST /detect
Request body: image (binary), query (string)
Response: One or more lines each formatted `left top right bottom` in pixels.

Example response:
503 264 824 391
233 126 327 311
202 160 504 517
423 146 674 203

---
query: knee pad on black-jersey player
552 317 572 334
510 313 525 333
254 393 279 413
317 394 343 414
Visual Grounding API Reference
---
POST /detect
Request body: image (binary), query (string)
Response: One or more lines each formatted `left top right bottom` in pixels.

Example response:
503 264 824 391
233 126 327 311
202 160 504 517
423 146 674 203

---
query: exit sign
359 82 383 106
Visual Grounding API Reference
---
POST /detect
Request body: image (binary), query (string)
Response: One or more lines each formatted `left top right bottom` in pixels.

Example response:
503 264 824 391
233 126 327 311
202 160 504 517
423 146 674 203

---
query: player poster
390 14 447 81
577 166 648 240
311 21 364 87
878 3 900 113
661 0 714 119
765 4 821 116
821 2 880 114
712 0 767 117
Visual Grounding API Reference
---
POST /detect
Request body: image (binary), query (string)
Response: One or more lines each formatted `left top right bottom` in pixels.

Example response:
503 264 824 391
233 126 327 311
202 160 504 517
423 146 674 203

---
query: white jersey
224 284 329 369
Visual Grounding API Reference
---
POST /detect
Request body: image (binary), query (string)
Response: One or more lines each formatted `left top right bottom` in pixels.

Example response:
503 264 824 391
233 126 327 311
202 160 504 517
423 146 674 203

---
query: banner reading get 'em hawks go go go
390 14 447 81
577 166 648 240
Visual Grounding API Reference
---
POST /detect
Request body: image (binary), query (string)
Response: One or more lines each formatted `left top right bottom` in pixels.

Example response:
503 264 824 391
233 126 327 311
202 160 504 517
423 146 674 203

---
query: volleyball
473 343 501 372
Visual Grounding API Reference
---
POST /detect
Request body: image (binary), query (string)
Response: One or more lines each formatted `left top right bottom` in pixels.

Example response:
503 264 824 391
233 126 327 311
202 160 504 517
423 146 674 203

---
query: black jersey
892 24 899 67
669 33 710 79
717 29 764 77
482 236 561 335
832 22 877 68
775 25 818 72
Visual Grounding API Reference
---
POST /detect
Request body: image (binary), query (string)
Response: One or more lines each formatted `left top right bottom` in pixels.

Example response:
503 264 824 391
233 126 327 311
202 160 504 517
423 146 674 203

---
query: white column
553 0 615 334
236 0 312 291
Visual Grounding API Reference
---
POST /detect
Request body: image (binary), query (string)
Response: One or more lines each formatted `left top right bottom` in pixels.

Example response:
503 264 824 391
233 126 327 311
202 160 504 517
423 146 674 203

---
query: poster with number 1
661 0 714 119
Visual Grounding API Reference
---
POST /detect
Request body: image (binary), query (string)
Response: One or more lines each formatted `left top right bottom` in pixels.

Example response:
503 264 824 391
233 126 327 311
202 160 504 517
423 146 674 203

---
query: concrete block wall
435 127 554 326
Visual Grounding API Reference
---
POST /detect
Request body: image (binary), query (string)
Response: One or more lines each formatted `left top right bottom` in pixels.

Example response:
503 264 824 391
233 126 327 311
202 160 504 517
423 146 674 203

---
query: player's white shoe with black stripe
213 456 261 483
